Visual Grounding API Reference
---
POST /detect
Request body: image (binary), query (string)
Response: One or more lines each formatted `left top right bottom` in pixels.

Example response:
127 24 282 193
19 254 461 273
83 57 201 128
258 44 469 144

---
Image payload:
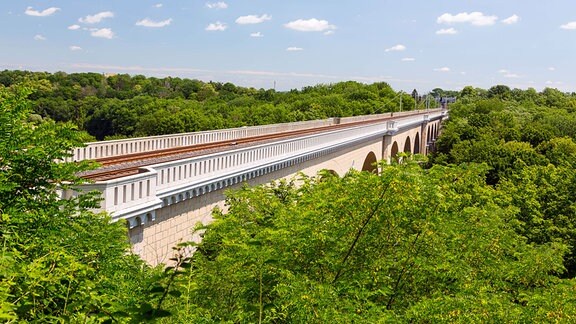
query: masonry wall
129 137 384 265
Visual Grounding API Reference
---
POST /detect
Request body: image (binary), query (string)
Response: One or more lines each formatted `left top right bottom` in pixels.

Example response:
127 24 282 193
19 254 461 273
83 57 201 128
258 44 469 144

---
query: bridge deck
79 110 440 181
67 109 447 231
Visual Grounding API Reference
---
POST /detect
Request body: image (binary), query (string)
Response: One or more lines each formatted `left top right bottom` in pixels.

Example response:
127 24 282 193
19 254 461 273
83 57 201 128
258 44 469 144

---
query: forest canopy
0 70 441 140
2 72 576 322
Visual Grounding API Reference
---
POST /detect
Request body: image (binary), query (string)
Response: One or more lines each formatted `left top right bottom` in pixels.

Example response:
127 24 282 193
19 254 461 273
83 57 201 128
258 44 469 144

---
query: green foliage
430 84 576 289
5 72 576 321
487 84 512 100
0 71 418 140
0 84 157 322
498 164 576 276
158 163 571 322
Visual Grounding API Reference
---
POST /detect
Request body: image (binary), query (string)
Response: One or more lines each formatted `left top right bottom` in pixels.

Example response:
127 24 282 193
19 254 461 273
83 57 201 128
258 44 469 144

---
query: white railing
338 109 441 124
70 119 336 162
69 109 444 162
85 111 445 223
74 168 159 215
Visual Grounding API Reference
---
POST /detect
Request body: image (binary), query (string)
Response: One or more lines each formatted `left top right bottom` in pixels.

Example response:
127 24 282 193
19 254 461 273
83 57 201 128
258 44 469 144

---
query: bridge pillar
382 135 393 163
420 121 428 155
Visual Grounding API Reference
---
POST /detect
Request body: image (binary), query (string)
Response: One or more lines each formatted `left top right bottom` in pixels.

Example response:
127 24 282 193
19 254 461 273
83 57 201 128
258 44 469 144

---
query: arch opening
318 169 339 181
403 137 412 153
414 132 421 154
390 141 399 163
362 151 378 173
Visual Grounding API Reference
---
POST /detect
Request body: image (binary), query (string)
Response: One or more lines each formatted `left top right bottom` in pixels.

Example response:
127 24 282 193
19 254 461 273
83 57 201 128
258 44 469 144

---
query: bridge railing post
386 121 398 130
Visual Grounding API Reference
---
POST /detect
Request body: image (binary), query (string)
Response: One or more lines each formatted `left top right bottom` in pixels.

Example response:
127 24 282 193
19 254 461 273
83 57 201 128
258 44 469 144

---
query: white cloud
546 81 564 85
560 21 576 30
548 67 556 71
154 3 163 8
401 57 415 62
436 28 458 35
205 22 227 31
284 18 336 32
136 18 172 28
69 45 82 51
501 14 520 25
286 47 304 51
498 69 520 78
68 24 81 30
33 34 46 41
437 12 498 26
324 30 334 36
206 2 228 9
90 28 114 39
236 14 271 25
25 6 60 17
434 67 451 72
250 32 264 38
385 44 406 52
79 11 114 24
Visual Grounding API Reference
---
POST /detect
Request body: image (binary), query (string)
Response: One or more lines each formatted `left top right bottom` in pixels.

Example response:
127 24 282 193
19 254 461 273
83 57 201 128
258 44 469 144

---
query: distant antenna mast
273 81 276 90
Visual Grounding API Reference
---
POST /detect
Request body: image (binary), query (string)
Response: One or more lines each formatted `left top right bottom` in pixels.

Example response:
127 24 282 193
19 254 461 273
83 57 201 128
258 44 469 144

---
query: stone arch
324 169 339 177
403 136 412 153
319 169 339 181
414 132 421 154
362 151 378 173
390 141 399 161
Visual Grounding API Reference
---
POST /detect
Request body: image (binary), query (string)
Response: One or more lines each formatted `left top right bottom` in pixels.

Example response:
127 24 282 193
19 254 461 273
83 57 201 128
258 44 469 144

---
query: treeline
429 86 576 278
4 75 576 321
3 70 575 142
1 70 426 140
151 84 576 322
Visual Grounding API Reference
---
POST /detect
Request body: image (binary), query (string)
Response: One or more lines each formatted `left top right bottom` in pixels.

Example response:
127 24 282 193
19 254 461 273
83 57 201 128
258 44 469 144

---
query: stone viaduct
71 109 447 265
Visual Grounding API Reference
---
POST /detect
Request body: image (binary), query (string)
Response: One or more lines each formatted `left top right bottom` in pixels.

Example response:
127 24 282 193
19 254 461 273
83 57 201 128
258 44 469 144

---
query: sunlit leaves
0 84 154 321
161 162 570 321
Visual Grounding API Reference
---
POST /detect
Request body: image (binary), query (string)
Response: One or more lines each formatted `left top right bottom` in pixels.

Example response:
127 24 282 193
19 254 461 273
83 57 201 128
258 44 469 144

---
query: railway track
82 111 425 181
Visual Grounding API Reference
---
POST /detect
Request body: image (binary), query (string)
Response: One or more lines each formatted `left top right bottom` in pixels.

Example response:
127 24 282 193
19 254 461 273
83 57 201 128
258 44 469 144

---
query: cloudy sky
1 1 575 92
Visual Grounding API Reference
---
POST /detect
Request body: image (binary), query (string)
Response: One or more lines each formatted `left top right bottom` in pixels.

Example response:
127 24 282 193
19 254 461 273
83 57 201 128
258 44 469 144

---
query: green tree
498 163 576 276
161 162 571 322
0 84 154 321
487 85 512 100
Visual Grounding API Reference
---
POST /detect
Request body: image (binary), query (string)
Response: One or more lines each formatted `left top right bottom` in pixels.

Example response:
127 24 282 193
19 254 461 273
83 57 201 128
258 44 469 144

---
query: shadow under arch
362 151 378 173
403 136 411 153
318 169 339 181
390 141 399 163
414 132 421 154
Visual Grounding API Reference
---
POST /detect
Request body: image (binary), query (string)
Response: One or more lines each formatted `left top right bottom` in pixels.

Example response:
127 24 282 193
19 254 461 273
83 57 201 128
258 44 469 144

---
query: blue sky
1 1 575 92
